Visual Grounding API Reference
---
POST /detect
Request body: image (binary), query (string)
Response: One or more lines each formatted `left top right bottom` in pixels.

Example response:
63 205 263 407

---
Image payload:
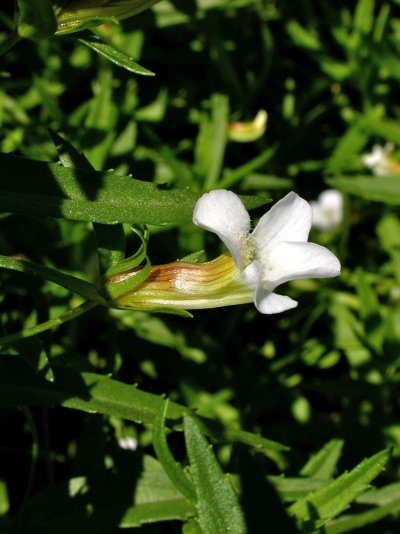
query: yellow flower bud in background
53 0 161 34
227 110 268 143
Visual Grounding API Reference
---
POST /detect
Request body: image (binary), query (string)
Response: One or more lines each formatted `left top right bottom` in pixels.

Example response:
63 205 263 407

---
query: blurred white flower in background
118 436 138 451
362 143 399 176
311 189 343 231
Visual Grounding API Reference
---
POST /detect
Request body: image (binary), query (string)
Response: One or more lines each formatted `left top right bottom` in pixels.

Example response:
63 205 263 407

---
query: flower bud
105 253 253 312
228 110 268 143
53 0 160 34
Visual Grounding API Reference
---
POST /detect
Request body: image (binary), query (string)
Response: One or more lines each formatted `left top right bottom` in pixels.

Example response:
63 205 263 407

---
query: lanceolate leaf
300 439 344 479
152 401 197 502
184 415 246 534
327 175 400 205
0 356 287 454
0 154 266 225
289 449 390 528
79 35 155 76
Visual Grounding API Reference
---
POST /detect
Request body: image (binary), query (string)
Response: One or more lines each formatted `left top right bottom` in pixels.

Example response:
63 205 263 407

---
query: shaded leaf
0 154 266 225
16 0 57 38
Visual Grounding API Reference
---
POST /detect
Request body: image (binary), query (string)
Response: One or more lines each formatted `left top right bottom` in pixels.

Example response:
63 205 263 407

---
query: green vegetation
1 0 400 531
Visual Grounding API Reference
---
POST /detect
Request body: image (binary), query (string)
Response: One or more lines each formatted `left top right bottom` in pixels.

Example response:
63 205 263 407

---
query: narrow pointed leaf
327 175 400 205
152 400 196 502
0 357 287 453
289 449 390 528
79 35 155 76
184 415 246 534
300 439 344 479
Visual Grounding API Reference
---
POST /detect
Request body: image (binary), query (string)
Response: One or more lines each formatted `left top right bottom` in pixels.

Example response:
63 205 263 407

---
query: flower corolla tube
193 190 341 314
109 191 341 315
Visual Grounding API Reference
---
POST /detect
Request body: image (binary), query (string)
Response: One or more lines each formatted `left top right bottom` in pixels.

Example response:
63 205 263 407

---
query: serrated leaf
0 154 266 225
300 439 344 479
289 449 390 529
51 130 126 271
0 356 287 453
184 415 246 534
79 35 155 76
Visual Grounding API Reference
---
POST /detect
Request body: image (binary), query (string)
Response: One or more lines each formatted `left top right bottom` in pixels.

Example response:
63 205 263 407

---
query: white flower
193 190 341 314
118 436 138 451
310 189 343 231
362 143 394 176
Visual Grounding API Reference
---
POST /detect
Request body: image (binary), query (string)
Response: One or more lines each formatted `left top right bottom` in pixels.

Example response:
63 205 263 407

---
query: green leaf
0 154 266 225
21 459 195 532
184 415 246 534
51 130 126 272
152 400 197 501
0 255 101 302
286 20 321 51
269 477 326 502
0 480 9 516
300 439 344 479
326 497 400 534
353 0 375 35
79 35 155 76
198 93 229 190
357 481 400 505
289 449 390 529
327 175 400 205
16 0 57 38
0 356 287 454
11 338 55 383
326 124 368 174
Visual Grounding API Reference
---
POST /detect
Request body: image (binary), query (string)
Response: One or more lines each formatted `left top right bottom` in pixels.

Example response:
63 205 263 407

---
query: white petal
193 190 250 268
261 241 341 291
255 288 298 314
243 261 298 314
242 260 261 289
251 192 312 255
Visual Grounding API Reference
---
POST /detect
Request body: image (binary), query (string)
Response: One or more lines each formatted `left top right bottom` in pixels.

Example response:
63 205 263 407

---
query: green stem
0 30 22 56
15 407 39 533
0 301 98 346
0 255 105 304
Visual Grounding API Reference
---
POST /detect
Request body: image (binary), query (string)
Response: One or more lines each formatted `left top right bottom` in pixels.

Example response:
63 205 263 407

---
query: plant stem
0 255 104 303
0 301 98 346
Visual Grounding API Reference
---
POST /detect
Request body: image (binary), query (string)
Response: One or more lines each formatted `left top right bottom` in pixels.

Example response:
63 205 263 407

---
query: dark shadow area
232 445 298 534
